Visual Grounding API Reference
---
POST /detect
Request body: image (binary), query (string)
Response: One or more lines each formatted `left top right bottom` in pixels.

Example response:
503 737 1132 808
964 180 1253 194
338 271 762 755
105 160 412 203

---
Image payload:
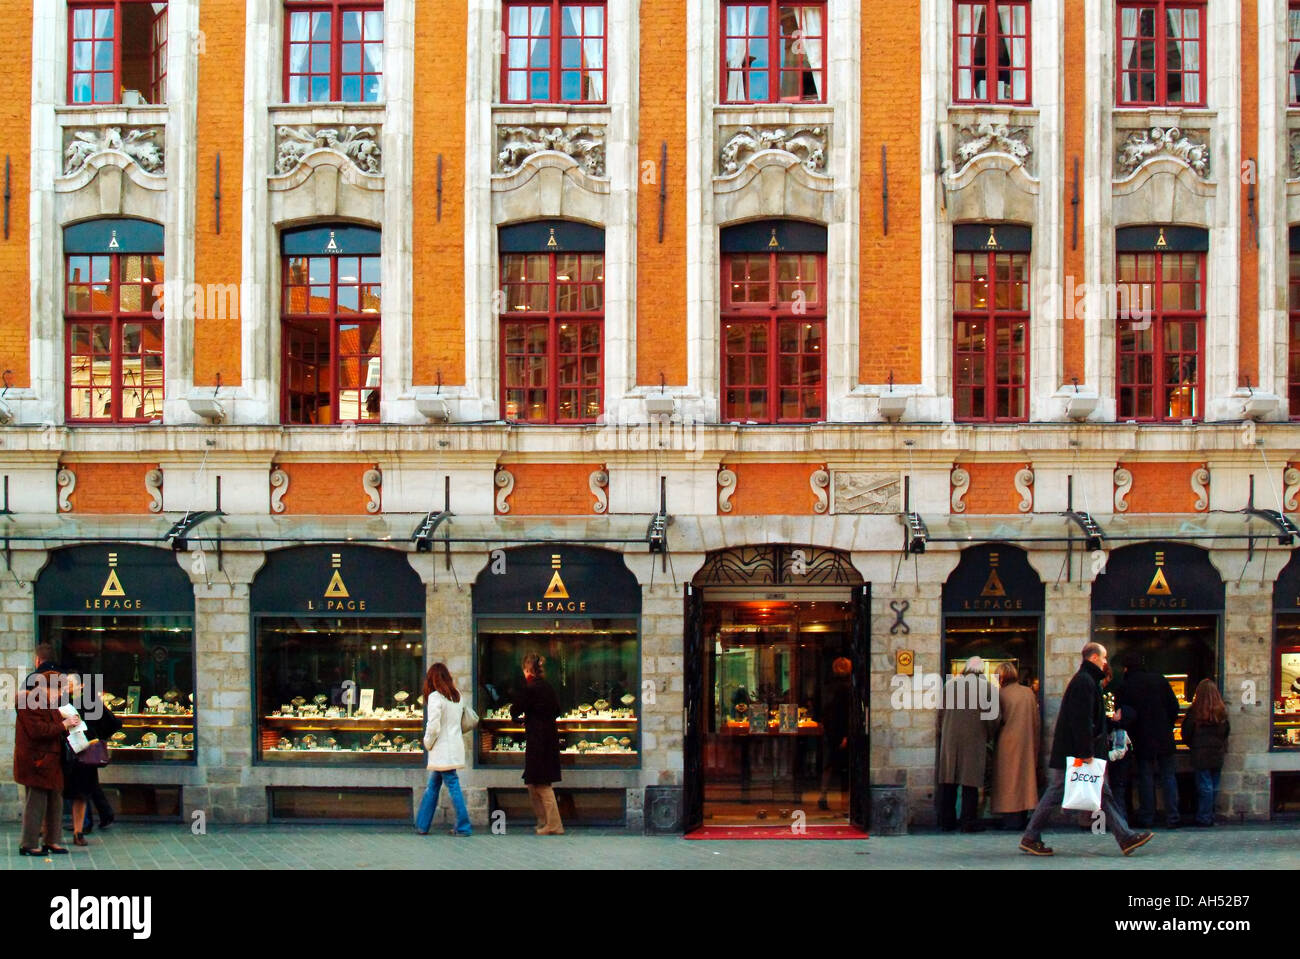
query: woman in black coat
513 653 563 835
62 682 122 846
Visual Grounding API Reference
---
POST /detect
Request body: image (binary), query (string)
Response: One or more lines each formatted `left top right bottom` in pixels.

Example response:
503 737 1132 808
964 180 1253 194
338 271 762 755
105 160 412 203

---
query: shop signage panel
36 544 194 614
251 546 422 616
472 545 641 616
1092 542 1224 612
942 544 1044 614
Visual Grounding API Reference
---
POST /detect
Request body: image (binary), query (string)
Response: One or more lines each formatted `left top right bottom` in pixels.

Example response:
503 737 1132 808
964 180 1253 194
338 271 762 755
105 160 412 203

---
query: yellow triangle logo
1147 567 1171 596
1155 227 1168 249
325 570 350 598
101 569 125 597
544 570 569 599
980 568 1006 597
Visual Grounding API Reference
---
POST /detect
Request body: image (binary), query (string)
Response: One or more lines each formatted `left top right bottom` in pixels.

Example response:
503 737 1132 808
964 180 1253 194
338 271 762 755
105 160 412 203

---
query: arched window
281 225 382 425
64 219 164 424
498 221 605 424
720 221 826 424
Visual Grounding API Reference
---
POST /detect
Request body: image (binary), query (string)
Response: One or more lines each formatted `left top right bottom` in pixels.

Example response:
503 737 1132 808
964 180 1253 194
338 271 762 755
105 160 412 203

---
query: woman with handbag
1180 679 1230 827
514 653 563 835
416 663 474 837
61 676 121 847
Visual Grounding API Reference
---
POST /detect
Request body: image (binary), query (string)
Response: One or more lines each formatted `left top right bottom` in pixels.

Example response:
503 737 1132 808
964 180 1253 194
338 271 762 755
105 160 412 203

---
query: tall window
722 2 826 103
1289 247 1300 418
64 221 165 424
1290 2 1300 107
720 223 826 423
281 227 381 425
953 1 1029 103
285 1 383 103
952 227 1029 422
499 224 604 423
69 1 168 105
1117 1 1204 107
502 2 606 103
1116 251 1204 421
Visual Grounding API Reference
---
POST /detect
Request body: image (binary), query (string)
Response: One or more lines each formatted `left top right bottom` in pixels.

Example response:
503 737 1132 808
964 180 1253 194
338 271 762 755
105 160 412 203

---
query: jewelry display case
475 617 641 768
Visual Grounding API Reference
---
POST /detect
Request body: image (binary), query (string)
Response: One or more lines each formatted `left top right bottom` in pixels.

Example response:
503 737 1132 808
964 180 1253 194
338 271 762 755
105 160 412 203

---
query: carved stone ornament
145 469 164 513
718 125 827 177
950 467 971 514
951 120 1031 172
831 472 901 515
1285 466 1300 512
270 468 290 514
717 468 738 514
362 468 382 514
1014 468 1034 513
1115 126 1210 179
276 125 382 176
1289 131 1300 180
495 124 606 178
56 468 76 513
589 469 609 514
1191 467 1210 512
810 469 830 514
494 468 515 515
64 127 164 176
1113 467 1133 514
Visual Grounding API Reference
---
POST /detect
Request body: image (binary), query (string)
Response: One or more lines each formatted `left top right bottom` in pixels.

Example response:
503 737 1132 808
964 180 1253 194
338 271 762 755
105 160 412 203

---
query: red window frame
1116 1 1206 108
1289 2 1300 108
721 1 827 104
1289 251 1300 418
281 253 382 425
68 1 169 105
64 252 165 424
499 251 604 423
953 250 1029 423
1116 251 1205 422
501 1 607 104
952 1 1030 105
721 251 826 423
284 0 384 103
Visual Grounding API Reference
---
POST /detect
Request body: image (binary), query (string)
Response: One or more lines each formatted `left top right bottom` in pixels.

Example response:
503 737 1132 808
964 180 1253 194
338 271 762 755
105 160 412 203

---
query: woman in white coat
415 663 473 836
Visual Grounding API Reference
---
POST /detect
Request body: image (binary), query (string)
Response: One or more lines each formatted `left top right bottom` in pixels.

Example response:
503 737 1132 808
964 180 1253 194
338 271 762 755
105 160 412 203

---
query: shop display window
44 615 195 763
1273 617 1300 749
256 616 424 764
475 617 640 768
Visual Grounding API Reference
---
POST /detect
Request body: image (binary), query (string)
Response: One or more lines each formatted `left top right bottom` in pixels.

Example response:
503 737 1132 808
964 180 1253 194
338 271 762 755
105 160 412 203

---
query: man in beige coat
991 662 1041 832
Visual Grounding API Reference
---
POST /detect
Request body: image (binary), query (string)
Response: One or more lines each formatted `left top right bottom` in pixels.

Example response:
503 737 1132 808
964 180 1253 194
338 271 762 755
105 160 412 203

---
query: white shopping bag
1061 756 1107 812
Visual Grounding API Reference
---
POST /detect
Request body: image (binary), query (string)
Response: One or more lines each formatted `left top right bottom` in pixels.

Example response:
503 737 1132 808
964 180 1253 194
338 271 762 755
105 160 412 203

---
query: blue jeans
416 769 472 835
1135 754 1180 827
1194 768 1221 826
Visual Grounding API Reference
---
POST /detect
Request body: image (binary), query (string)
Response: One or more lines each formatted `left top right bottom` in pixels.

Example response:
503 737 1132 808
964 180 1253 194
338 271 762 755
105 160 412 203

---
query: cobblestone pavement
2 822 1297 870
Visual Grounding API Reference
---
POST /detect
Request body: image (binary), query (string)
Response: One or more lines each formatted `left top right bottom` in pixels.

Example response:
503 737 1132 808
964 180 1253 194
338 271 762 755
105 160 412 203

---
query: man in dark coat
1018 643 1154 857
1118 655 1182 828
15 643 76 855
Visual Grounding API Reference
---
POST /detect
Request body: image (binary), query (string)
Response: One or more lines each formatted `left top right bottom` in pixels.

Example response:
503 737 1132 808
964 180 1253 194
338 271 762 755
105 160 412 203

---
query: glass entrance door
700 600 853 826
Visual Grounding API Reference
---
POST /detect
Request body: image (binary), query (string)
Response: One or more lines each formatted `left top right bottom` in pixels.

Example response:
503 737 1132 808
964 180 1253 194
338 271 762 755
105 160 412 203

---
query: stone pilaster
0 549 46 821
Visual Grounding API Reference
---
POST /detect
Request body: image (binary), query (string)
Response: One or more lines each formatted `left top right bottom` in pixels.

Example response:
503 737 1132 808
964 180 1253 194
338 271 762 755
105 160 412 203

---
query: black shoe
1165 820 1182 830
959 822 986 834
98 814 114 830
18 847 43 856
42 845 69 855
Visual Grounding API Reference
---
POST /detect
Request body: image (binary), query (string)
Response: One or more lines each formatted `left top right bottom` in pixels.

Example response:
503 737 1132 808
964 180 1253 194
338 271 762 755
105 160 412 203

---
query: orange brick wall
192 0 245 387
635 0 687 386
1238 4 1258 386
956 462 1031 514
0 12 32 387
860 3 921 384
279 463 372 515
411 3 467 386
496 463 600 515
1118 462 1204 513
1061 0 1085 384
67 463 158 514
720 463 824 515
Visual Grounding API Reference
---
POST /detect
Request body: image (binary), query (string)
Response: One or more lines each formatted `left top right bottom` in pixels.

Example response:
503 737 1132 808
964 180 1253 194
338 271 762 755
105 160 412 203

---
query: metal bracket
165 510 222 552
1244 508 1298 547
905 512 928 554
1065 510 1104 551
410 510 453 553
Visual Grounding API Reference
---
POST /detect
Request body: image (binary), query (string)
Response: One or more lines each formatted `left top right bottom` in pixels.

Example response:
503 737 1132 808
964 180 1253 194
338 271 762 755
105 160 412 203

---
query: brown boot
537 786 564 835
526 785 546 833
